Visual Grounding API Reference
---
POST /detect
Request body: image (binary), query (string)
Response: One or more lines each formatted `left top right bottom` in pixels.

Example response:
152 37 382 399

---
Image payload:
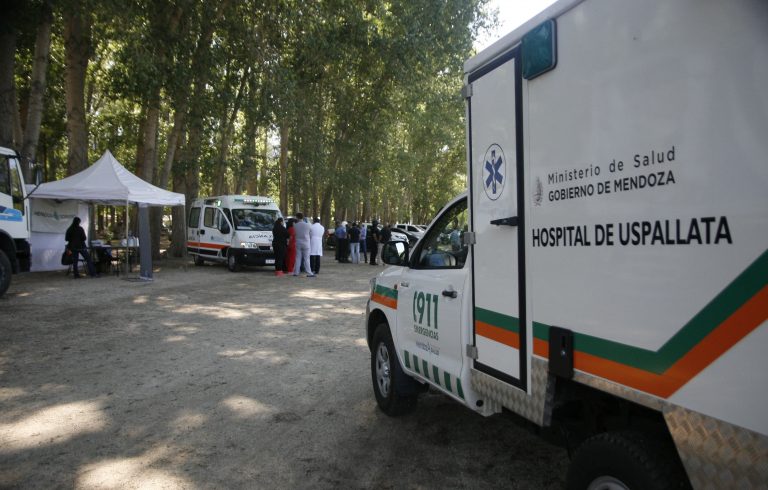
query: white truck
187 195 283 271
0 147 40 297
365 1 767 488
0 147 38 297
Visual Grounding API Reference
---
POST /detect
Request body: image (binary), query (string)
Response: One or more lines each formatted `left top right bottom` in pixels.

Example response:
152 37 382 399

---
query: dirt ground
1 256 567 489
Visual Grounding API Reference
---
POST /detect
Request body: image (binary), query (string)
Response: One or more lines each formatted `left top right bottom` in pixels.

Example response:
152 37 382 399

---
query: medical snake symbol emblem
482 144 505 200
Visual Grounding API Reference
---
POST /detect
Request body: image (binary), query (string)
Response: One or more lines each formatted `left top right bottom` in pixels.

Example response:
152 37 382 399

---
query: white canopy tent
29 150 185 279
30 150 185 206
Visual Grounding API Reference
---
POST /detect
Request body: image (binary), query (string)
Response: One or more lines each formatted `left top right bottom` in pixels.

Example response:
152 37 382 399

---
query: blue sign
0 205 23 222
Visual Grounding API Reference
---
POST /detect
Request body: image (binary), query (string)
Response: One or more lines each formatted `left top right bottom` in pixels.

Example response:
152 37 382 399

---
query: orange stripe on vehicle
187 241 227 250
371 293 397 309
660 284 768 397
475 321 520 349
533 337 548 358
574 285 768 398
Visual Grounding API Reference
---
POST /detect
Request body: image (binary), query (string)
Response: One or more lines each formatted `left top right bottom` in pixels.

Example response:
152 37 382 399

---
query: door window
0 157 9 195
188 207 201 228
411 198 468 269
9 159 24 213
203 208 215 228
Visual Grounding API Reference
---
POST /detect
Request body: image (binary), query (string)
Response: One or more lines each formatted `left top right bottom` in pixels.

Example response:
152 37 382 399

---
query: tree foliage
7 0 492 254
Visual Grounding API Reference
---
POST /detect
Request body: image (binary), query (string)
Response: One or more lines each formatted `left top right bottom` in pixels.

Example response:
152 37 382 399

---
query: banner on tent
30 199 81 233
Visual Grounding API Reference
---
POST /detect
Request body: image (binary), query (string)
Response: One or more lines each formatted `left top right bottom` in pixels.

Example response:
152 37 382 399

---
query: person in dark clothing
368 219 380 265
65 217 97 278
272 217 288 276
379 223 392 266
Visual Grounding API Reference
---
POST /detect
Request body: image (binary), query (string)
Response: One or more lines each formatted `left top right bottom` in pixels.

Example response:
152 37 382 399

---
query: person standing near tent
293 213 315 277
309 217 325 275
285 219 297 274
272 217 288 276
65 217 98 278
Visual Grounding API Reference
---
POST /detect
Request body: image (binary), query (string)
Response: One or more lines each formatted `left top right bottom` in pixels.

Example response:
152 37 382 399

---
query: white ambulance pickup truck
364 0 767 488
187 195 282 271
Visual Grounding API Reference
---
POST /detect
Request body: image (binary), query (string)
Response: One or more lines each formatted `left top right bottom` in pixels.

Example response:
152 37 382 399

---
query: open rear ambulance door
467 48 527 391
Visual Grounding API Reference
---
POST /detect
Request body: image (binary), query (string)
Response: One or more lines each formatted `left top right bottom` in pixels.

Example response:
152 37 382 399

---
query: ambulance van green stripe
530 249 768 374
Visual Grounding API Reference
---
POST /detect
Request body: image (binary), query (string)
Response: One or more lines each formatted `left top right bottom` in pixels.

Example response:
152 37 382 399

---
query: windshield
232 208 280 231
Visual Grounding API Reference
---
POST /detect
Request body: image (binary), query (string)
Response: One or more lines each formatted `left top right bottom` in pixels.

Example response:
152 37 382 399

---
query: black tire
566 431 689 490
0 249 11 298
194 254 205 266
227 250 241 272
371 324 419 416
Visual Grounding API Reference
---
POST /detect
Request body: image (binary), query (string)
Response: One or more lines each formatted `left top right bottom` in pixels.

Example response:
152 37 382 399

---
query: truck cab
186 195 282 272
0 147 35 297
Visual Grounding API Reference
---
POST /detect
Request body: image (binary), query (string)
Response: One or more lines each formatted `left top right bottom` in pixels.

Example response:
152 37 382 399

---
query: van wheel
371 324 418 416
0 249 12 298
227 251 242 272
194 255 205 266
566 431 689 490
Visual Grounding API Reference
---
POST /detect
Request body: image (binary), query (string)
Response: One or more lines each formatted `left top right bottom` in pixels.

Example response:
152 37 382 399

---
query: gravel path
1 256 567 489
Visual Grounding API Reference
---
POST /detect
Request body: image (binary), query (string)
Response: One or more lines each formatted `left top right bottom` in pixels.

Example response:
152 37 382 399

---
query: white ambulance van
365 0 767 488
187 195 282 271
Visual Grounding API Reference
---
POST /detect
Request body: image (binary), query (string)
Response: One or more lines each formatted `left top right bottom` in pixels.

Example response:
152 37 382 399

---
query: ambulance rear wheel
371 324 418 416
194 255 205 266
227 251 242 272
566 431 688 490
0 249 12 298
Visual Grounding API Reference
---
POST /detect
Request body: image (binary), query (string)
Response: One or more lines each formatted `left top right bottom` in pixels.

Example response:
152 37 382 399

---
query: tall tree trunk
213 70 247 195
183 0 230 204
258 129 269 195
141 98 160 182
12 84 23 150
21 0 52 180
0 27 16 147
134 104 146 175
278 123 289 213
64 3 91 175
237 113 256 195
170 130 187 258
160 106 185 190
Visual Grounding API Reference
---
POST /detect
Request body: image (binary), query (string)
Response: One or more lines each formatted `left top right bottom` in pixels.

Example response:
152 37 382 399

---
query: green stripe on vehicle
422 360 430 380
443 372 452 392
404 350 411 369
456 378 465 399
475 306 519 333
413 353 420 374
374 284 398 300
527 249 768 374
432 366 441 387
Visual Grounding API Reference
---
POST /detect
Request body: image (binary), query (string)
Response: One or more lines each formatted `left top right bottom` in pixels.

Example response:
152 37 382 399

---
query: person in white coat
293 213 315 277
310 217 325 275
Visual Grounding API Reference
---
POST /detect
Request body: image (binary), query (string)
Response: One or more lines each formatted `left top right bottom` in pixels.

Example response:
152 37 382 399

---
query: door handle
490 216 518 226
442 289 457 298
400 281 409 288
199 230 205 235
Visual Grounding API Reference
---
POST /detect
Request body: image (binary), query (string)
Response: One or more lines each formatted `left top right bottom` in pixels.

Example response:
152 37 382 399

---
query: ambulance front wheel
566 431 689 490
227 250 242 272
371 324 418 416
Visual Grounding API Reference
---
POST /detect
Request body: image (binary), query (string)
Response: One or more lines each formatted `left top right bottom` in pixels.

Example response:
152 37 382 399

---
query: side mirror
382 240 408 266
219 222 231 234
34 166 43 186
